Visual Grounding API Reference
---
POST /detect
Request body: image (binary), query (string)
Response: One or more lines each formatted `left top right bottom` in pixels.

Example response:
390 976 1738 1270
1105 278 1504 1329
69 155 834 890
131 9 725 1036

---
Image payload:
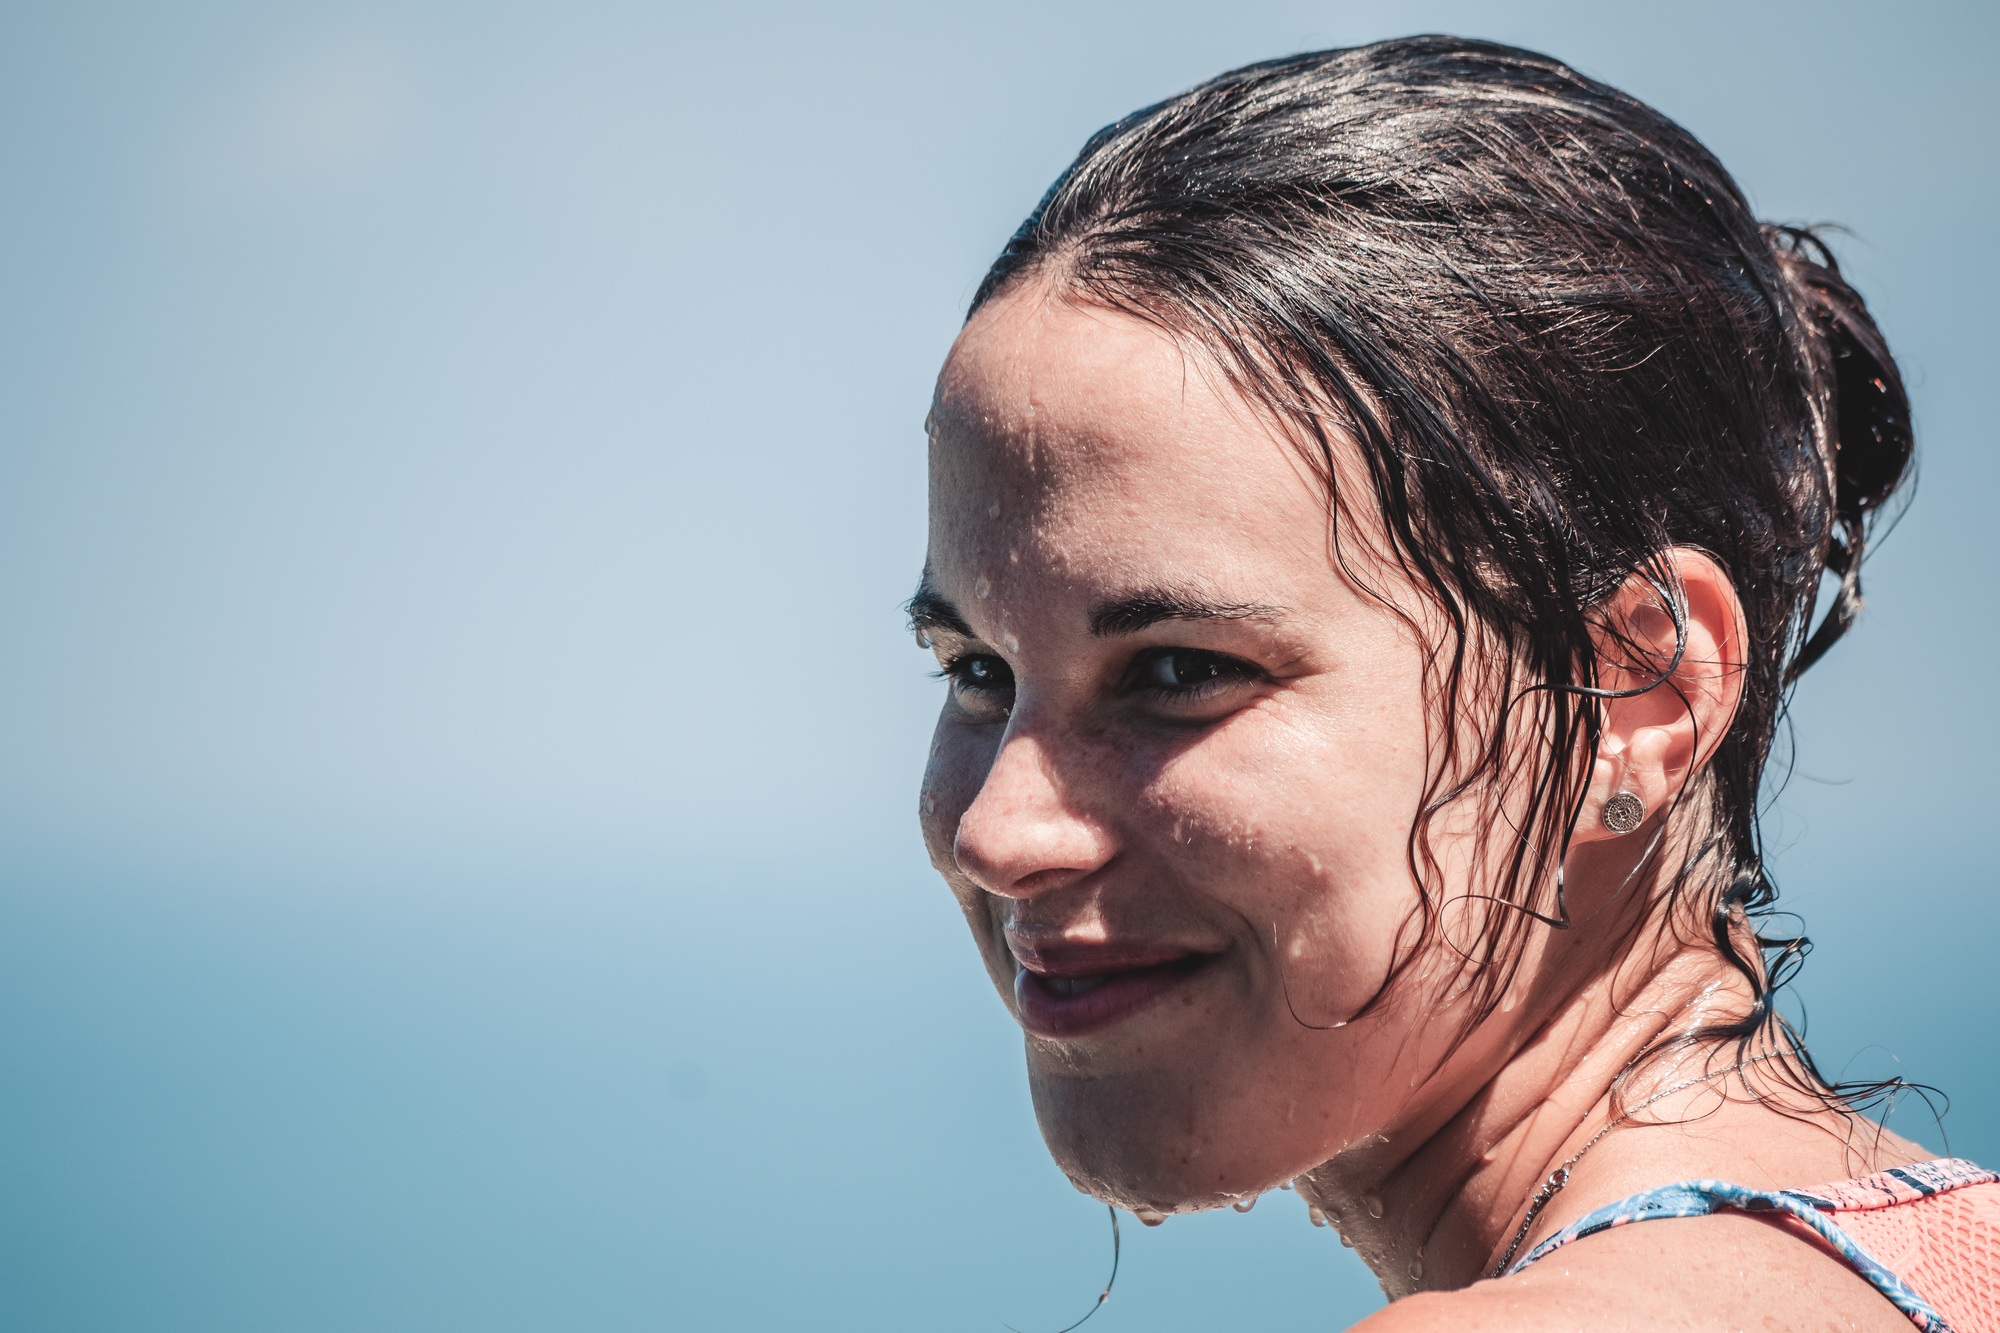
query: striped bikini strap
1503 1176 1955 1332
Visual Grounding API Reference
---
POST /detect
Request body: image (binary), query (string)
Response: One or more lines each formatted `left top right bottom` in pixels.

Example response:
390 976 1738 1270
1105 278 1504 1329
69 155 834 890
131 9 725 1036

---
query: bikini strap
1502 1176 1957 1331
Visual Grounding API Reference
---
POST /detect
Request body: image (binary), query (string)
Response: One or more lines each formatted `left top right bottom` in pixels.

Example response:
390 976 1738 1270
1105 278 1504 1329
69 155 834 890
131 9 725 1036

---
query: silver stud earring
1602 791 1646 834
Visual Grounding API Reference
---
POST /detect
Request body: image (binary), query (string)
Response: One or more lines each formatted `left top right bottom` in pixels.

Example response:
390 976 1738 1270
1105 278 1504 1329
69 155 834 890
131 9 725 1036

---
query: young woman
912 37 1996 1331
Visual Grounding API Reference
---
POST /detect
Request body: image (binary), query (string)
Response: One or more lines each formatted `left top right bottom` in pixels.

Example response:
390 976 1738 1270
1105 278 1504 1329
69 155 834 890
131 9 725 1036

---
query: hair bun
1766 226 1916 678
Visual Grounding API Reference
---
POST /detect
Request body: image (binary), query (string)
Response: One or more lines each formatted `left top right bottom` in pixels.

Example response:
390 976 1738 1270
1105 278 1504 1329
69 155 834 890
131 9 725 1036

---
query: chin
1027 1062 1307 1215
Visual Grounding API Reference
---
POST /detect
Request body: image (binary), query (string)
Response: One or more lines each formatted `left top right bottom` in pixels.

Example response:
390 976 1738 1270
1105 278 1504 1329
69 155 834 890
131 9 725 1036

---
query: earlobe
1579 741 1665 845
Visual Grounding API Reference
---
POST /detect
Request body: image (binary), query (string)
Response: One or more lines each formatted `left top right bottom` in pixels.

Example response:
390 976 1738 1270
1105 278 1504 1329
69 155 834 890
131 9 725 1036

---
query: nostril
1009 866 1086 897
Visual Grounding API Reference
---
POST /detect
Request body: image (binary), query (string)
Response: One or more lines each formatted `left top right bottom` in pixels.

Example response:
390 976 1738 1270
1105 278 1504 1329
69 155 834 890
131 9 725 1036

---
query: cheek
1139 696 1431 1007
920 717 1021 999
918 716 992 880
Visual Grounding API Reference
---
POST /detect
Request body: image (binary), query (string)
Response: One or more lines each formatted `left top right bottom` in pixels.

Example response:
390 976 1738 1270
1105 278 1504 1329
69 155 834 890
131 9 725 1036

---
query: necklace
1488 1051 1782 1277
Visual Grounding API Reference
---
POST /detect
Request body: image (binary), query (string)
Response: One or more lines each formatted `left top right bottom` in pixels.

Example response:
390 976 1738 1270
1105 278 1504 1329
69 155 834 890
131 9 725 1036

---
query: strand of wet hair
1463 568 1692 933
1006 1206 1119 1333
1262 571 1692 1035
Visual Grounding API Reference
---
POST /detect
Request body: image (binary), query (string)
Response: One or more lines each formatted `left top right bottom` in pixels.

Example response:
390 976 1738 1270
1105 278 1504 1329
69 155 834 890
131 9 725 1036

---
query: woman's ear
1573 549 1748 845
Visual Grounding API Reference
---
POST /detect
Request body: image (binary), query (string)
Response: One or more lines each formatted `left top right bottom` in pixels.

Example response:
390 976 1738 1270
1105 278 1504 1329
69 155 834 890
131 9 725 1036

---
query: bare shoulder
1341 1283 1578 1333
1344 1211 1912 1333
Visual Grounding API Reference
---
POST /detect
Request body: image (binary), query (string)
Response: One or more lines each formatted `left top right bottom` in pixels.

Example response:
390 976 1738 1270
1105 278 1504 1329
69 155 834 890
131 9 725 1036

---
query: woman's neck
1294 932 1793 1298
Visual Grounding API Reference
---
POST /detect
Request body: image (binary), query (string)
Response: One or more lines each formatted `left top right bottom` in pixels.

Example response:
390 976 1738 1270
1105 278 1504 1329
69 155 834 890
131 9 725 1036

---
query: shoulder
1343 1210 1913 1333
1341 1285 1567 1333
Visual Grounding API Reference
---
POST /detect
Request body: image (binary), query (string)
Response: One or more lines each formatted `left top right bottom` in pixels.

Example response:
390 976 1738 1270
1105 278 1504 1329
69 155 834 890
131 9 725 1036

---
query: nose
953 726 1117 899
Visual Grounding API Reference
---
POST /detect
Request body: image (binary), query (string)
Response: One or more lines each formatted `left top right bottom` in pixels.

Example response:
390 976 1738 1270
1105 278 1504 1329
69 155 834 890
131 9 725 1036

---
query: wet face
917 285 1493 1213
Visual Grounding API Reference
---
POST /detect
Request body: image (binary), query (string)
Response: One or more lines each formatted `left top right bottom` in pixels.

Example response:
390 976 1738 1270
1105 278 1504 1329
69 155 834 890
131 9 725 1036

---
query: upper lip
1006 935 1217 977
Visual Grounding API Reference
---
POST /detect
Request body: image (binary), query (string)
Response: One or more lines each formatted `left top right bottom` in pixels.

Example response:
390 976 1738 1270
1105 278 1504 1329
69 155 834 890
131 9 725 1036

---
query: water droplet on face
1307 1205 1328 1227
987 499 1001 518
1408 1257 1424 1281
974 575 991 599
1231 1194 1257 1213
1364 1194 1385 1219
1134 1207 1167 1227
1339 1230 1355 1248
1003 631 1019 653
922 794 937 815
1279 1179 1294 1191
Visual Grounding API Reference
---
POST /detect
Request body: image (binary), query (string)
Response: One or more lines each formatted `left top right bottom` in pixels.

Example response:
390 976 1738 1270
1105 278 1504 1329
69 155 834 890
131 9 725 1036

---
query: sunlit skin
917 282 1926 1328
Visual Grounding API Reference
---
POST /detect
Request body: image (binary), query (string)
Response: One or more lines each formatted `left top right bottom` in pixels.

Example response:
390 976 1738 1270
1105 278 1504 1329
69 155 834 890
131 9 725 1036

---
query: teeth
1045 974 1108 997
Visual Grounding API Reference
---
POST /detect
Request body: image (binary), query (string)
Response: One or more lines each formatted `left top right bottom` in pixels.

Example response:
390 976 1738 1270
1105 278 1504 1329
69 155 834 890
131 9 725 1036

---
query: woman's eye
1134 649 1257 695
946 654 1014 694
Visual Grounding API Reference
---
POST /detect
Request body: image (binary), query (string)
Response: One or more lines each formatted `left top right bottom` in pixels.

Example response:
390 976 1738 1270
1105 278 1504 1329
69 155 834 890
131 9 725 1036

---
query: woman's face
918 285 1502 1213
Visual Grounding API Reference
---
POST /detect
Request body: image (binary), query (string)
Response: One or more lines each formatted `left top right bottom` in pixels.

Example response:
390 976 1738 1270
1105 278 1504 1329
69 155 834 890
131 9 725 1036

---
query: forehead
928 288 1333 589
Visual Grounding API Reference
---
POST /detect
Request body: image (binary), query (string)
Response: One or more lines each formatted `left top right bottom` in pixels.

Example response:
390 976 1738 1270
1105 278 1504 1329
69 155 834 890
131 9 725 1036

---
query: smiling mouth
1011 954 1217 1039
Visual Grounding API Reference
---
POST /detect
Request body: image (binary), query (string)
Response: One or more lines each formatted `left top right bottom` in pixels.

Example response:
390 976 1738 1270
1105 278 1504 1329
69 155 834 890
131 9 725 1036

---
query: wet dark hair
969 37 1914 1092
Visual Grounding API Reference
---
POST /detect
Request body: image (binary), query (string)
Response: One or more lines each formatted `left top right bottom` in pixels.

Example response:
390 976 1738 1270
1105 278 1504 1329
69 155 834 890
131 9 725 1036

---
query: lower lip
1012 957 1213 1039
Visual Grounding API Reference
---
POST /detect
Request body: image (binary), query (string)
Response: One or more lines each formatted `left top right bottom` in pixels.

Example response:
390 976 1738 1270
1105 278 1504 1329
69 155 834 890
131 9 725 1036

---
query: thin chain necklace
1488 1051 1782 1277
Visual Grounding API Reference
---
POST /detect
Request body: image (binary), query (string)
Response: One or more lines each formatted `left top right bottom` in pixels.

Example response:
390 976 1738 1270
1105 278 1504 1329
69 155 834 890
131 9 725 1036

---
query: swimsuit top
1505 1157 2000 1332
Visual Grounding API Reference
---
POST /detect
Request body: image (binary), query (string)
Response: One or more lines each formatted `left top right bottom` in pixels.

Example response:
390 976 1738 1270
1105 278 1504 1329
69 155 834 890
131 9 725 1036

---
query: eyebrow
1088 588 1286 637
906 575 972 639
907 575 1285 642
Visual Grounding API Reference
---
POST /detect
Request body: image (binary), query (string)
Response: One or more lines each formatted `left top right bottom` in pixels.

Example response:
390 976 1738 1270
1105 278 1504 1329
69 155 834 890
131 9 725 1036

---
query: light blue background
0 2 1993 1329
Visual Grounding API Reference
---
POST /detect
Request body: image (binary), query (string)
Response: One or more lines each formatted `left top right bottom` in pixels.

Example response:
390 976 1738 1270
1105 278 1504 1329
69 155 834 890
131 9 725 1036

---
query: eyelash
936 648 1262 702
935 654 1013 693
1127 647 1262 700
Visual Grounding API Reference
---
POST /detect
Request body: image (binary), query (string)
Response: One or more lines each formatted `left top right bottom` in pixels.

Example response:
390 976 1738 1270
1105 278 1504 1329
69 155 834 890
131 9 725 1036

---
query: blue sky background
0 2 1993 1328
